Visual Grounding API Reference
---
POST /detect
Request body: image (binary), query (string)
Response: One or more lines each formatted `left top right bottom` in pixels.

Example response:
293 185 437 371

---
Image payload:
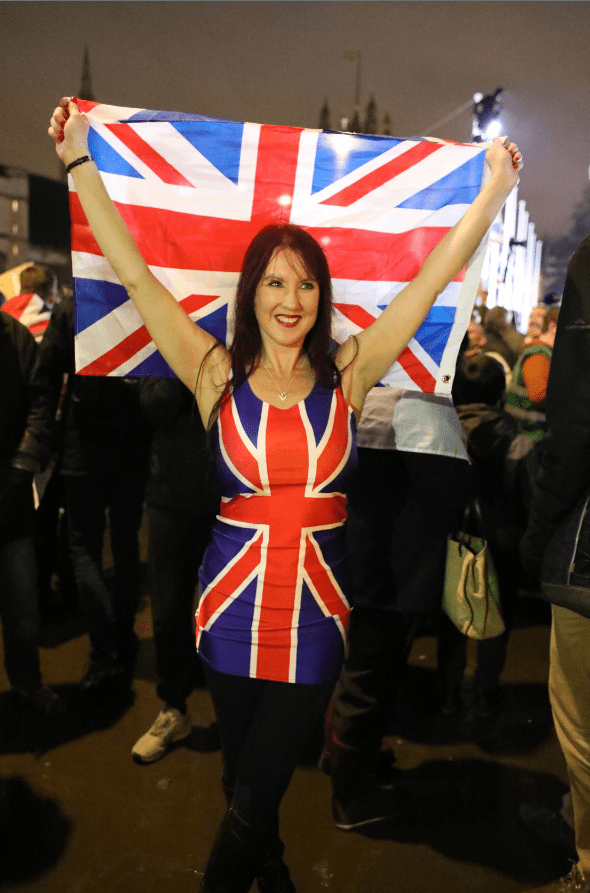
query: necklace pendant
279 391 288 401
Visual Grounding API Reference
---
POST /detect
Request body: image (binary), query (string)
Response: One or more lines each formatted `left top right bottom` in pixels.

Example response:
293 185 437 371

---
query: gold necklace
262 360 300 402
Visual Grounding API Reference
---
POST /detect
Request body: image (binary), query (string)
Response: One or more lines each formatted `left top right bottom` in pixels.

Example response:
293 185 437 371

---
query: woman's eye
268 279 282 287
301 281 315 290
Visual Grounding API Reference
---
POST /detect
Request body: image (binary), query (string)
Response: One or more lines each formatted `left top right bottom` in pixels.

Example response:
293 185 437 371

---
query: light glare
485 119 502 139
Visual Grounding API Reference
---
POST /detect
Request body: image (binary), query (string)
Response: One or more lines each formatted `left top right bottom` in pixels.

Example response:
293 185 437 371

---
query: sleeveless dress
197 378 357 685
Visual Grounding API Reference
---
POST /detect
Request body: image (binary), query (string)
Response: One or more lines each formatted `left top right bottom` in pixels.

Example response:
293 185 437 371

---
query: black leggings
203 664 334 835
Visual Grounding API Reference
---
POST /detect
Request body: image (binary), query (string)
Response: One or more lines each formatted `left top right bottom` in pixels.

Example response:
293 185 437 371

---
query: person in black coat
520 236 590 893
437 352 533 716
131 377 218 763
0 312 65 713
37 293 152 689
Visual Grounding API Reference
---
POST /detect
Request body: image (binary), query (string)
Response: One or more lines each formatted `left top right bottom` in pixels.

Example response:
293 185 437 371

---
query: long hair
201 223 339 426
232 223 335 384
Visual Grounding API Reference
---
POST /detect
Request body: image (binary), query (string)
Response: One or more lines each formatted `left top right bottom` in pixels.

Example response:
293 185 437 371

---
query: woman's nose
282 286 302 308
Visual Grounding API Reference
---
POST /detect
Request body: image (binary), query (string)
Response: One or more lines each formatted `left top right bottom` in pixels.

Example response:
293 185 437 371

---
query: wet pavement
0 564 574 893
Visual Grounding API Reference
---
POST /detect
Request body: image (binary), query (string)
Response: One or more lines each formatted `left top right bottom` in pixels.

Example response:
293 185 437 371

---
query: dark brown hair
19 264 56 301
453 353 507 407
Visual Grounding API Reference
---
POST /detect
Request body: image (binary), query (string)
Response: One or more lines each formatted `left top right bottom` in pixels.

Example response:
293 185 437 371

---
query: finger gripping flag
69 99 487 393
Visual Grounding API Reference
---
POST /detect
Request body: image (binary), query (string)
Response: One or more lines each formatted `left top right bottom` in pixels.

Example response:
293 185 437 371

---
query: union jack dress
197 378 357 685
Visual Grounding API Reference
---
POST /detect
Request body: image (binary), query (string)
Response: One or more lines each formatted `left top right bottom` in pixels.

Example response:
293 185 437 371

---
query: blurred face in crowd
466 320 487 356
527 306 546 341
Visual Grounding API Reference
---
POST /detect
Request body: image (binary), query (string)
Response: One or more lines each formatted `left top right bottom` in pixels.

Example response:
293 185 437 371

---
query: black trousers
65 470 147 660
0 483 41 692
147 503 214 711
332 447 470 752
204 664 334 834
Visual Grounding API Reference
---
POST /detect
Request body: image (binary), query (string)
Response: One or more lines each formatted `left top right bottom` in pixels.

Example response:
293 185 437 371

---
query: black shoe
332 783 405 832
257 839 296 893
199 807 268 893
320 743 397 786
80 652 125 691
13 685 67 715
474 686 504 718
519 803 577 859
440 685 462 716
118 630 140 671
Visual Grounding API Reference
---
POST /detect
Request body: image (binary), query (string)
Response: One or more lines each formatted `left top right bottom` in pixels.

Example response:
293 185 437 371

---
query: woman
49 97 521 893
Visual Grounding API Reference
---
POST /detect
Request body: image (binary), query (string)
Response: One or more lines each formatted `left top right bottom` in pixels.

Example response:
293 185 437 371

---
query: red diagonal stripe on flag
78 293 218 376
106 123 194 188
320 142 443 207
333 303 376 329
334 303 437 392
396 345 437 392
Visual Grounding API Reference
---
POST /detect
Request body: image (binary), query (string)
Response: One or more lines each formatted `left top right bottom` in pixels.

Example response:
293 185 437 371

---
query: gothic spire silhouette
79 47 94 102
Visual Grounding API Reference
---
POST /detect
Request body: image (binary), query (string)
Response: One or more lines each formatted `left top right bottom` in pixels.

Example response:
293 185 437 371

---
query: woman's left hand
485 137 523 192
48 97 90 167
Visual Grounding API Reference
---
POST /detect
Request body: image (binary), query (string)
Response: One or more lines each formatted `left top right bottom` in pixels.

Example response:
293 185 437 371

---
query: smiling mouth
275 314 301 327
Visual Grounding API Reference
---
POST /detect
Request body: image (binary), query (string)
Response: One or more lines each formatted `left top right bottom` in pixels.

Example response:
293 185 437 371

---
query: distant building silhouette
0 167 70 282
349 108 362 134
79 47 95 102
364 96 377 135
319 100 331 130
319 96 392 135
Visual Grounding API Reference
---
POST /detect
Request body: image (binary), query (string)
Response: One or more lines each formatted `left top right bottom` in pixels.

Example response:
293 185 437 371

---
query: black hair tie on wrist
65 155 93 174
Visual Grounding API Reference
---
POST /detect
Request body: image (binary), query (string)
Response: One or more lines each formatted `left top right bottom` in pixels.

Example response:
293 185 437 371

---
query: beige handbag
443 502 505 640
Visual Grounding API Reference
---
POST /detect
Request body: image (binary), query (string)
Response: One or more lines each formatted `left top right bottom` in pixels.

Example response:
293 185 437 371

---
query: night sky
2 1 589 243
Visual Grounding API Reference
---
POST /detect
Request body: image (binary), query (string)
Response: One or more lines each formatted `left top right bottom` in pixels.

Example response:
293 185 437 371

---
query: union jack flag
70 99 488 393
1 293 52 342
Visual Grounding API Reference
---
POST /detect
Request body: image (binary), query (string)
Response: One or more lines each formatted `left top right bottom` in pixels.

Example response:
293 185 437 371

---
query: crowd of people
0 96 588 893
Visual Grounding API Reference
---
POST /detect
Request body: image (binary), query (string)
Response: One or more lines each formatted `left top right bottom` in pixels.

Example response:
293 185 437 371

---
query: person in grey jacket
521 235 590 893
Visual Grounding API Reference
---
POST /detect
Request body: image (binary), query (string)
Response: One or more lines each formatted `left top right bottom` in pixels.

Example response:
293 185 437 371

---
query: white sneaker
131 708 192 764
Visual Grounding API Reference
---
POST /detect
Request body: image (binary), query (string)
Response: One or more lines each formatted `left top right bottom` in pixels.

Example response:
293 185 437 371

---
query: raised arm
48 98 229 423
339 138 522 411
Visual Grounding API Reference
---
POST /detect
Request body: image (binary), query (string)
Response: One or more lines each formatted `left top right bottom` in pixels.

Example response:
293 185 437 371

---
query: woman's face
254 248 320 352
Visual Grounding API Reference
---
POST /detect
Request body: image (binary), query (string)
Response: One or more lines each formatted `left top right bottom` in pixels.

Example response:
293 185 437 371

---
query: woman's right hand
485 137 522 194
48 97 90 167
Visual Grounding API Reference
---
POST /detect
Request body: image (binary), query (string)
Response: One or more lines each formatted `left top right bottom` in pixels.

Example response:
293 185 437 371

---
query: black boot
219 783 294 893
257 838 296 893
199 807 268 893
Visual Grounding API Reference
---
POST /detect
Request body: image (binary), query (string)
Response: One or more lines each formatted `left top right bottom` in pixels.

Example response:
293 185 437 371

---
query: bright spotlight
472 88 504 143
484 119 503 140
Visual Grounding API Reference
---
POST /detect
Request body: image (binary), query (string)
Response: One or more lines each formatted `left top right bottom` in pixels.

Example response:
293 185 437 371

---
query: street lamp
472 88 504 142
